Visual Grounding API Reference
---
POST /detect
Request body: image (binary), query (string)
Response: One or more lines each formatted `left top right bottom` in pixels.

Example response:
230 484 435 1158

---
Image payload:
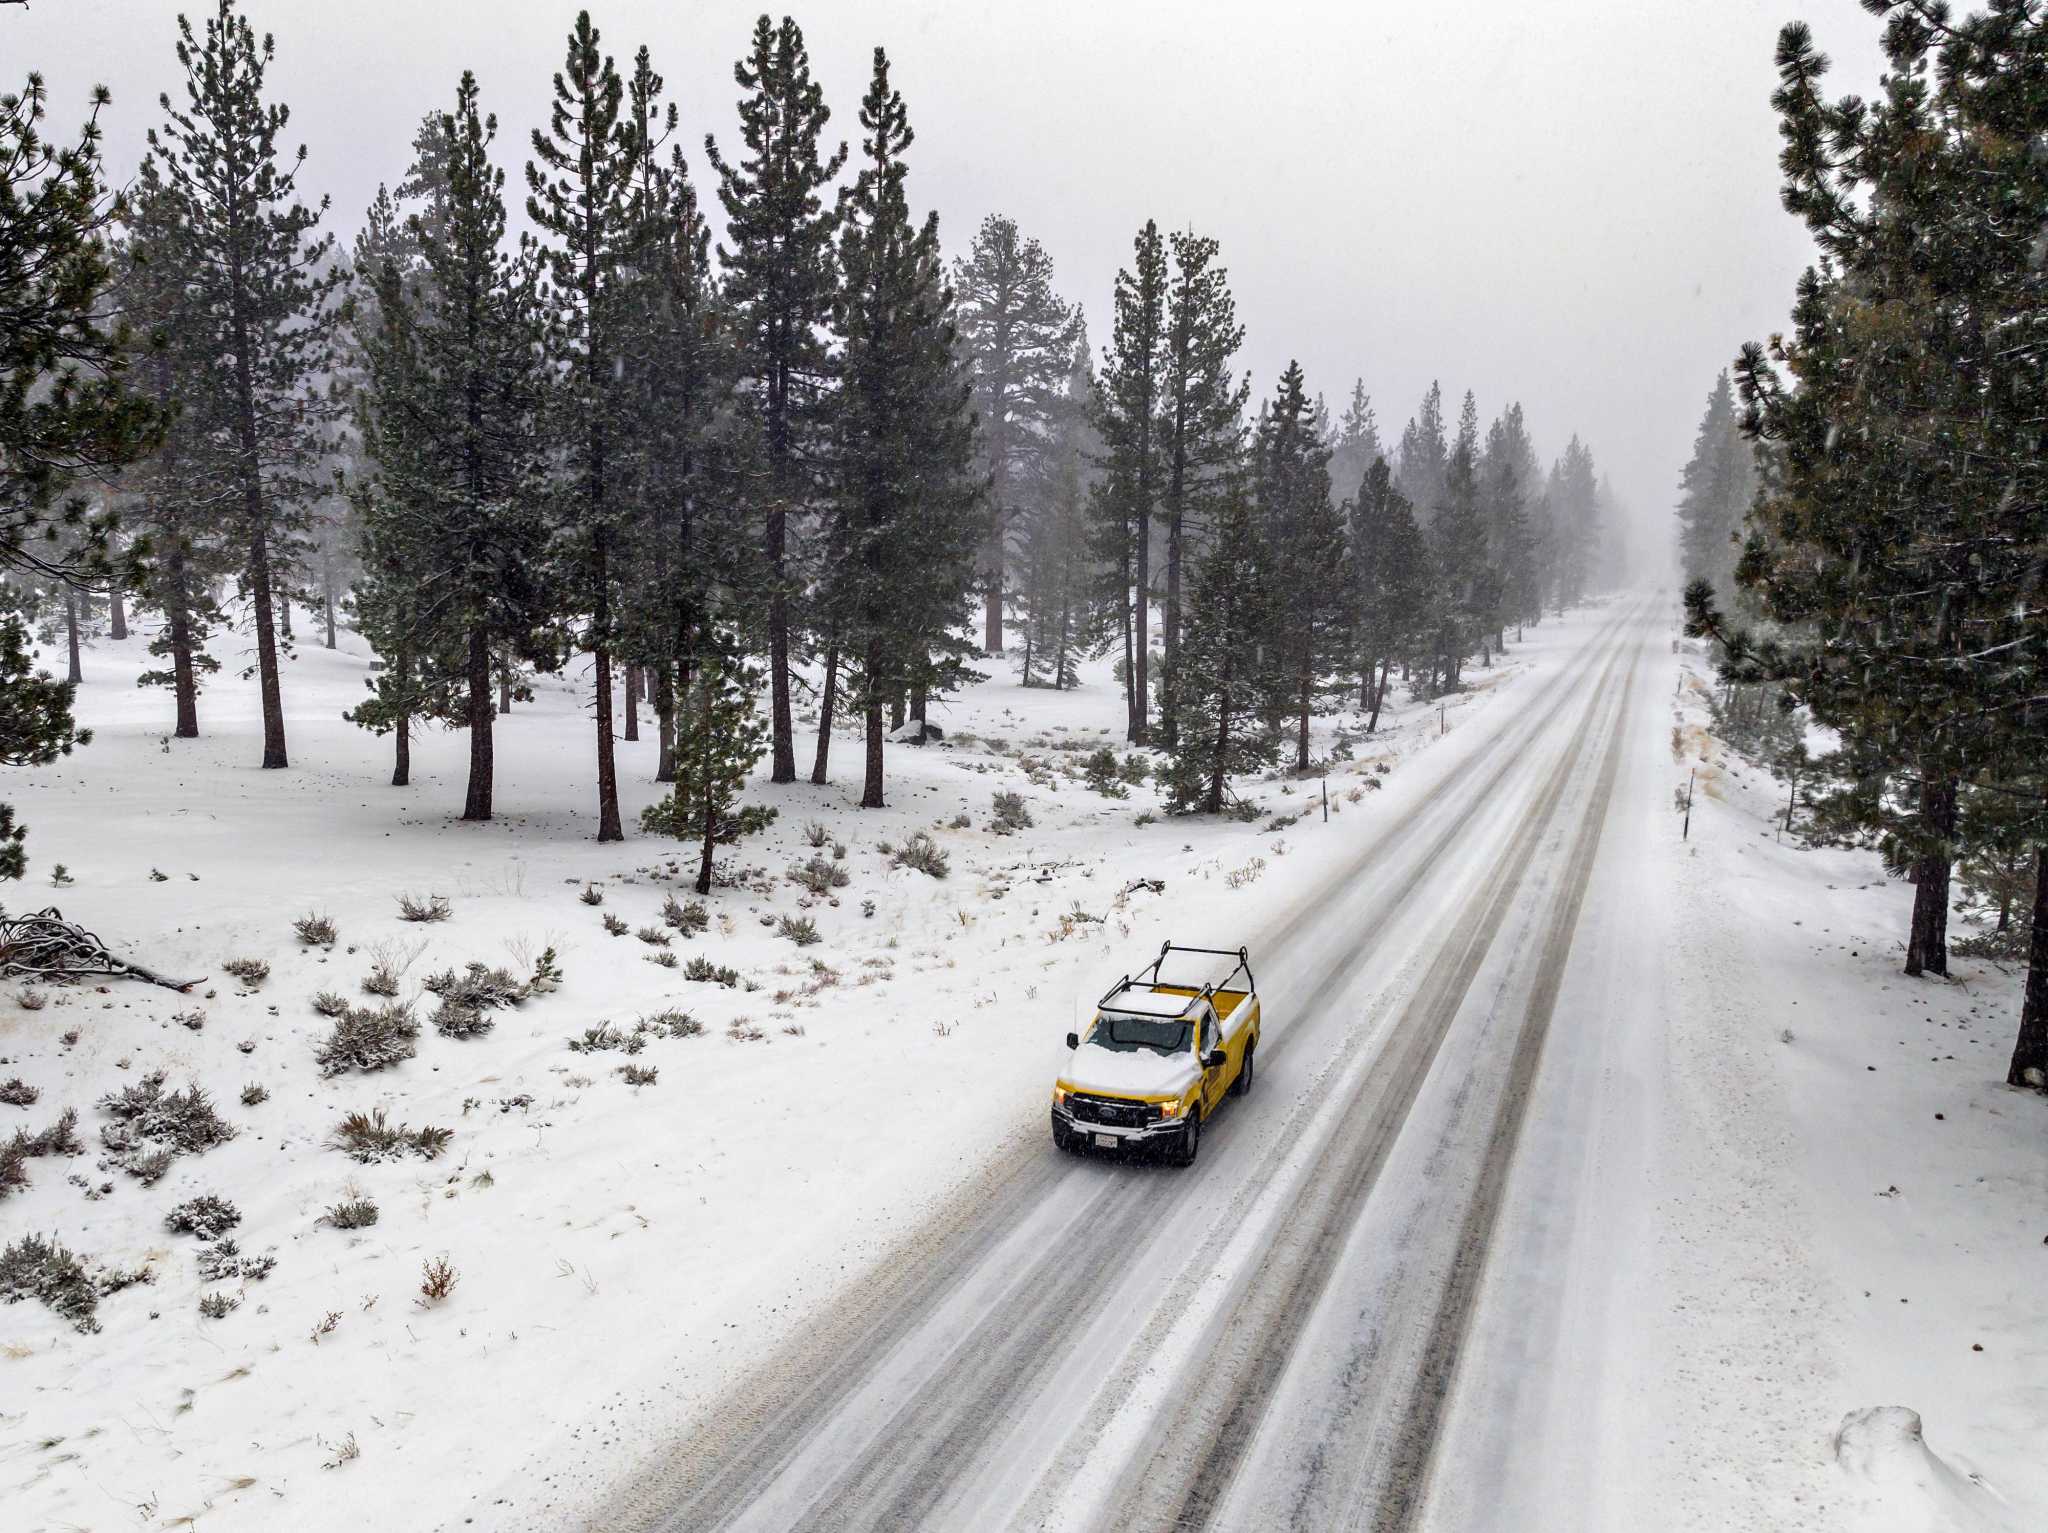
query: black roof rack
1096 942 1254 1018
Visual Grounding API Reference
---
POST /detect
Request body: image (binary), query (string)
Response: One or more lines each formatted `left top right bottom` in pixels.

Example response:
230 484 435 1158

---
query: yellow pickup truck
1051 943 1259 1166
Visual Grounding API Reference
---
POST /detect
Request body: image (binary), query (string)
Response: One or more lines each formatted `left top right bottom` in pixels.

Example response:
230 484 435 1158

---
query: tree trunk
280 594 293 642
910 677 927 738
768 498 796 783
889 692 905 732
2007 846 2048 1088
499 670 512 714
1119 581 1135 733
1132 525 1151 744
1296 669 1312 772
812 644 839 785
654 659 677 784
623 661 640 742
594 649 623 841
1367 657 1391 734
695 663 717 896
63 587 81 683
167 565 200 739
393 710 411 787
109 580 127 641
1904 773 1956 978
248 524 288 769
462 625 494 822
862 684 886 810
324 580 337 649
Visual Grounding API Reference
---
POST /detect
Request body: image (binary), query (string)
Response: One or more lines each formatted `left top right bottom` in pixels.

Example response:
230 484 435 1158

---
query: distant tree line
0 2 1625 890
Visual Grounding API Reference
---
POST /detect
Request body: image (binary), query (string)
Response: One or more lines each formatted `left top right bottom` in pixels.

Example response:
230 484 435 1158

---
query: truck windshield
1090 1014 1192 1055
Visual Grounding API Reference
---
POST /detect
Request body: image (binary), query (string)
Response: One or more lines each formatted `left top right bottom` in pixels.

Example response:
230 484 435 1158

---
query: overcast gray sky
14 1 1889 559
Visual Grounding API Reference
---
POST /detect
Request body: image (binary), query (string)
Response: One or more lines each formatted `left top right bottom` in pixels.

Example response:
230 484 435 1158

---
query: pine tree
1157 228 1248 747
1394 379 1447 520
707 15 846 785
1350 456 1429 731
642 628 770 896
1014 327 1106 689
951 213 1076 656
1674 370 1756 607
113 157 234 739
1327 380 1382 509
1431 390 1494 686
147 1 344 771
354 71 552 819
1165 483 1276 813
614 58 735 791
1091 219 1167 744
823 48 980 810
1546 435 1598 611
527 10 643 840
1688 7 2048 1012
1257 362 1348 770
1480 402 1542 640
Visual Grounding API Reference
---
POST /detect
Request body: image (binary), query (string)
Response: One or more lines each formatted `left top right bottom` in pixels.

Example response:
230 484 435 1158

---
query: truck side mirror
1203 1049 1227 1070
1065 1032 1079 1051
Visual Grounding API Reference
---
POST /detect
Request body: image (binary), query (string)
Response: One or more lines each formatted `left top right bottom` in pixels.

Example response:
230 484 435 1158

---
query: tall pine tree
824 48 980 810
1091 219 1167 744
1157 228 1248 747
707 15 846 785
1258 361 1348 771
527 10 643 841
148 0 344 770
951 213 1076 656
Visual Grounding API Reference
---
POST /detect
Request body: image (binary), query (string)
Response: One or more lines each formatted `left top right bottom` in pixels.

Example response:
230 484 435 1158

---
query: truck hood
1064 1043 1196 1100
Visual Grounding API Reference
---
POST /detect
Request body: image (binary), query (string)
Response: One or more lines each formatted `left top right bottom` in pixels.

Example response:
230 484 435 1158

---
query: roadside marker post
1683 767 1697 840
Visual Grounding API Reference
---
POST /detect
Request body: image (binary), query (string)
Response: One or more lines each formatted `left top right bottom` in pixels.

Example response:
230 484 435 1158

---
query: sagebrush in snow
0 1077 37 1107
322 1197 379 1230
789 855 849 894
990 791 1034 833
803 820 831 849
311 989 351 1018
778 915 821 947
0 1232 101 1332
578 883 605 906
314 1003 420 1077
646 950 679 969
294 912 338 946
197 1238 274 1282
663 896 709 935
893 832 949 879
418 1256 459 1304
603 912 629 936
423 962 529 1038
197 1289 239 1319
15 987 46 1010
567 1023 642 1056
20 1107 82 1157
164 1193 242 1240
683 955 741 988
619 1062 658 1086
640 1008 702 1039
0 1140 24 1199
98 1073 236 1177
330 1108 450 1163
636 925 672 947
240 1082 268 1107
396 892 452 923
222 956 270 988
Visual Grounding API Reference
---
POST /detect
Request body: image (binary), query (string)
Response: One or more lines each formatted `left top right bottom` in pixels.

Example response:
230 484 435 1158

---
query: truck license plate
1094 1133 1117 1149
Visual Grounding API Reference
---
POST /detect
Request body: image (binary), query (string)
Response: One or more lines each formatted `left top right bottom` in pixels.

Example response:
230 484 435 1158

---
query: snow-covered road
586 597 1665 1533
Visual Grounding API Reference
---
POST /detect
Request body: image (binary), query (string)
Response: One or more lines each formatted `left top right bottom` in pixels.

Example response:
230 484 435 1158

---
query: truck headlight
1156 1097 1183 1118
1052 1085 1070 1107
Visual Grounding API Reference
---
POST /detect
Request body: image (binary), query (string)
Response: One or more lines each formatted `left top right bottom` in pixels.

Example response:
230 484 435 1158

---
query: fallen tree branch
0 907 204 992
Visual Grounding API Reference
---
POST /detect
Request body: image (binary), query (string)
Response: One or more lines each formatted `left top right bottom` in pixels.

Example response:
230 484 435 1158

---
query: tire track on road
1119 627 1640 1533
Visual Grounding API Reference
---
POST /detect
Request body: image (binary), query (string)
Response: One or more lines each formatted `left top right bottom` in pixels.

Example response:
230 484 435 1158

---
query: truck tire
1052 1119 1077 1155
1233 1042 1255 1097
1172 1108 1201 1167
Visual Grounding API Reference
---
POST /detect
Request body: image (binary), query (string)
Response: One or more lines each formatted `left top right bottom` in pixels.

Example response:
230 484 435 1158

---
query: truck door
1199 1008 1226 1110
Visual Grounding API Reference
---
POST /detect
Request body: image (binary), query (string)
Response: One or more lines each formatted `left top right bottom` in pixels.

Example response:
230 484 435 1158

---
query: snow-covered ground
0 609 1518 1531
1638 645 2048 1533
3 609 2039 1533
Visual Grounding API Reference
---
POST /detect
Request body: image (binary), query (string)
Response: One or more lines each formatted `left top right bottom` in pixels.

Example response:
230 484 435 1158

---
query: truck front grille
1069 1093 1158 1129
